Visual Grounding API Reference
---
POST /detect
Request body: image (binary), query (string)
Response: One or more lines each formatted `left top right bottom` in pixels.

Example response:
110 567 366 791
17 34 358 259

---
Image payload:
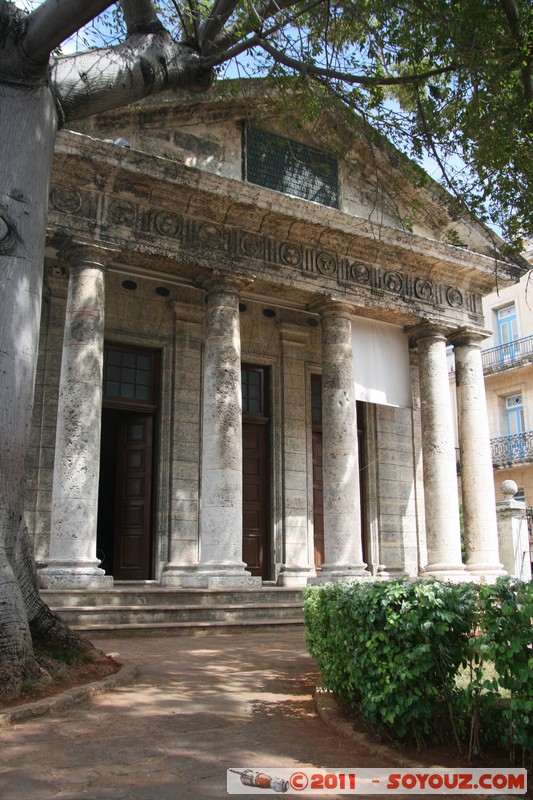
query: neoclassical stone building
25 82 526 592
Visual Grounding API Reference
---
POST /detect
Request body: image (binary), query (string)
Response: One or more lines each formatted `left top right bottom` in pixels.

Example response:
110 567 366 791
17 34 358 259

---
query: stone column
415 327 466 579
311 300 368 582
182 276 260 587
277 323 316 586
496 480 531 581
451 329 505 580
39 243 114 589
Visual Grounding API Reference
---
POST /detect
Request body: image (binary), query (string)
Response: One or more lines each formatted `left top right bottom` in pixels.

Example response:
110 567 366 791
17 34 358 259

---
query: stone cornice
47 132 521 330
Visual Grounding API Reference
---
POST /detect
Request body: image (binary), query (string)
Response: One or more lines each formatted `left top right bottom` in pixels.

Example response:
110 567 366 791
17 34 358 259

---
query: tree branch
499 0 533 103
197 0 240 52
206 0 302 55
119 0 164 34
258 39 457 88
22 0 115 64
50 31 213 124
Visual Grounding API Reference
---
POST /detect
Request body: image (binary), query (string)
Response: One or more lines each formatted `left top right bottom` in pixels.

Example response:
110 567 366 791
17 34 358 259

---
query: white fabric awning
352 317 412 408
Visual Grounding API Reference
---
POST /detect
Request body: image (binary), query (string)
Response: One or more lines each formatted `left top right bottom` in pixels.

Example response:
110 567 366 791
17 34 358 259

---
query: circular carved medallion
240 232 264 259
155 211 182 237
51 187 82 213
383 271 403 293
316 252 337 276
109 200 136 226
446 287 464 308
198 222 224 248
351 262 371 284
414 278 433 301
279 242 302 267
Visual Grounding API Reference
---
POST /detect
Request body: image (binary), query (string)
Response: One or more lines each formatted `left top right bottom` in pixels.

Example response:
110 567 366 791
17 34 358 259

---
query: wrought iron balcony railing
481 335 533 372
490 432 533 467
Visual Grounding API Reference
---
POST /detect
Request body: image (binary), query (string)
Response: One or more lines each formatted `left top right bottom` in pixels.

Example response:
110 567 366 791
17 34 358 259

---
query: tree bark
0 78 59 701
0 0 213 701
52 31 213 123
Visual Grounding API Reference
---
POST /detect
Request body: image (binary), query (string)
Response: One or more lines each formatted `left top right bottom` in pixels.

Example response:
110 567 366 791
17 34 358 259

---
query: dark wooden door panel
242 419 269 578
113 414 153 580
312 429 325 568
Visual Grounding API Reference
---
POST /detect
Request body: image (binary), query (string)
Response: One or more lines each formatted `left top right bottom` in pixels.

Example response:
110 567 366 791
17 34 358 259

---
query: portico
26 89 525 594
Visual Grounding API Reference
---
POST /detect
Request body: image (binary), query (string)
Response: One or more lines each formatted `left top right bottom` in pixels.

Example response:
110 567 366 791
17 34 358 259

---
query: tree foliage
40 0 533 250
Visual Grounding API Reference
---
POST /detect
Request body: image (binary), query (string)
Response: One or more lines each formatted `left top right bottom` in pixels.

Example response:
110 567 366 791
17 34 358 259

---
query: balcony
482 335 533 374
490 432 533 468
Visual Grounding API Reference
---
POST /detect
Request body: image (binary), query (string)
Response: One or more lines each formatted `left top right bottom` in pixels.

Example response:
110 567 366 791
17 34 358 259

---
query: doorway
241 364 271 579
97 343 159 580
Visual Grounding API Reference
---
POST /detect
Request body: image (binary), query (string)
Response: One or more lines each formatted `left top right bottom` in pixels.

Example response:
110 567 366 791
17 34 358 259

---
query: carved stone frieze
49 185 483 321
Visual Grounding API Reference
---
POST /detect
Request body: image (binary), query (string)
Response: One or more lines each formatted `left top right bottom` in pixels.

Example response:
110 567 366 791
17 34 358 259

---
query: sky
12 0 488 228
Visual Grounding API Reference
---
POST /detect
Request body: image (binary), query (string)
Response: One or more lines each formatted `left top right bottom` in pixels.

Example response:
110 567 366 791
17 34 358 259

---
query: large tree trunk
0 78 60 700
0 0 213 701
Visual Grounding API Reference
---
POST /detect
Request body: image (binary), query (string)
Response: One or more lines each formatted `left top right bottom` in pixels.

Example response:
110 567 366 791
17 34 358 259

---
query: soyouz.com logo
227 768 527 794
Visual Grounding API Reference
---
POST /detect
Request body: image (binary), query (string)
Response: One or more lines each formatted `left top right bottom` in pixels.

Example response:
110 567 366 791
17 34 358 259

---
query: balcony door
497 304 519 362
506 393 525 460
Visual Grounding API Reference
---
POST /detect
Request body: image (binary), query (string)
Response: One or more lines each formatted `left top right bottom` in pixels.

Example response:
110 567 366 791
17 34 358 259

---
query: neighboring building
24 82 525 594
481 240 533 505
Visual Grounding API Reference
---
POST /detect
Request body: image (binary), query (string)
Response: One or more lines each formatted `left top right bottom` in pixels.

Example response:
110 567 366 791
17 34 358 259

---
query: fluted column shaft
39 244 114 588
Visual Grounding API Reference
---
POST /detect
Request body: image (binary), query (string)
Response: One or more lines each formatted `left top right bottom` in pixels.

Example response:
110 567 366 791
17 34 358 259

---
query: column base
277 564 316 587
179 562 262 588
466 563 507 584
308 563 370 584
38 561 113 589
421 562 473 582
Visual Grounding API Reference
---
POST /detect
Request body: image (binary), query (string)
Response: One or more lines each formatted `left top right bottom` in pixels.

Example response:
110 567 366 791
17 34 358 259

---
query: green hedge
304 577 533 760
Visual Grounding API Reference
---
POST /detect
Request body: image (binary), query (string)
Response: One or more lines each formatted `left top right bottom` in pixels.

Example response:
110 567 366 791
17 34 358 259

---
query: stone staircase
41 584 305 636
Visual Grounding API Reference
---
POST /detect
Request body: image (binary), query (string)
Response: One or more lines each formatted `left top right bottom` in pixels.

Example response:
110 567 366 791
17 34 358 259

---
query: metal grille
490 432 533 466
481 334 533 370
245 125 339 209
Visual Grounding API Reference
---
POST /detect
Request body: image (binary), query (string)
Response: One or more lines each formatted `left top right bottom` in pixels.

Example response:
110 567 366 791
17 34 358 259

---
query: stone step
70 618 305 637
49 601 304 627
41 586 304 608
42 585 306 634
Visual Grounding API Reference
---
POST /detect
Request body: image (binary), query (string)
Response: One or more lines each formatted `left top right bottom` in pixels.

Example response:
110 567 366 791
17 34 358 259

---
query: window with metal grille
245 124 339 209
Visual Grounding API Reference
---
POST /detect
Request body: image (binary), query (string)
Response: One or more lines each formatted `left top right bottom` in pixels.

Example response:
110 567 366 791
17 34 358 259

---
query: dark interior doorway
241 364 271 579
97 343 159 580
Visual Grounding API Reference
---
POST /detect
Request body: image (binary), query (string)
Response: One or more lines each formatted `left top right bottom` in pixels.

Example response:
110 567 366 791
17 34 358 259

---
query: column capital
58 238 118 272
448 326 492 349
406 322 454 348
196 269 255 296
308 295 355 319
